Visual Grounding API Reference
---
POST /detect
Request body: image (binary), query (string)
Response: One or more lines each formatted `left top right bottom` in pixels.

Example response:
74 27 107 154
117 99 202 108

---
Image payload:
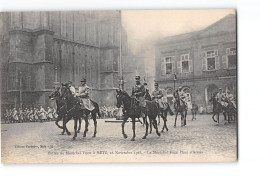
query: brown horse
49 87 78 135
209 92 228 124
116 89 160 141
60 84 100 140
191 104 199 120
173 91 187 127
144 90 174 133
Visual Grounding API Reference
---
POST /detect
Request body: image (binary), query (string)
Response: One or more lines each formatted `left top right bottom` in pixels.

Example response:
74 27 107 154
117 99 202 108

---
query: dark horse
173 91 187 127
209 93 228 124
60 84 101 140
225 97 237 122
144 90 173 133
49 87 81 135
116 89 160 141
191 104 199 120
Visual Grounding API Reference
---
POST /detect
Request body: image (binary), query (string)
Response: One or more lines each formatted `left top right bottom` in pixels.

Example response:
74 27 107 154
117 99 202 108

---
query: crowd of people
3 106 58 123
100 106 123 119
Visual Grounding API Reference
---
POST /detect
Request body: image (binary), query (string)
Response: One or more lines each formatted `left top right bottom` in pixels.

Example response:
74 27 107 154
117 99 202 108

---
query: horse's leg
181 113 184 127
184 110 187 126
164 112 168 131
217 113 220 124
122 116 128 139
72 118 78 140
63 116 72 136
77 117 81 133
174 111 178 127
55 115 63 129
142 116 145 127
142 116 149 139
161 112 167 132
83 111 89 137
61 116 66 135
149 117 152 134
158 114 160 125
131 117 136 141
152 118 161 137
92 112 97 138
212 113 217 122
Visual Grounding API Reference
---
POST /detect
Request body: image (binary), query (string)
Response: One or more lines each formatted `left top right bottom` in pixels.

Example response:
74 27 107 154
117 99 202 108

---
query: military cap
144 82 147 86
154 82 159 86
135 76 140 80
80 78 86 82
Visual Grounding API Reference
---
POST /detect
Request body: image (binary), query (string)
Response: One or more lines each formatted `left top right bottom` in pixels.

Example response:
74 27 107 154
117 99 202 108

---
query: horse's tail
91 100 101 118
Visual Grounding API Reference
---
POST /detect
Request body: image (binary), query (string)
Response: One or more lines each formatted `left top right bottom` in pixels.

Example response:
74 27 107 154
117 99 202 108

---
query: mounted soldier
173 87 186 106
151 82 166 110
226 90 236 109
76 78 95 111
131 76 146 107
215 88 228 107
68 81 76 96
144 82 152 101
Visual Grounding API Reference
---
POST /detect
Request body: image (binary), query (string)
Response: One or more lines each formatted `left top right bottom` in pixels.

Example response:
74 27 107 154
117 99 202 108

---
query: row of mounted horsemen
48 76 237 141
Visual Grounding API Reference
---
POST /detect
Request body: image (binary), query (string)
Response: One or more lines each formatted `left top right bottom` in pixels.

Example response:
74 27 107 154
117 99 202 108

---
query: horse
209 93 228 124
157 102 174 132
148 98 174 132
224 97 237 122
60 84 101 140
116 89 160 141
191 103 199 120
173 92 188 127
49 87 75 135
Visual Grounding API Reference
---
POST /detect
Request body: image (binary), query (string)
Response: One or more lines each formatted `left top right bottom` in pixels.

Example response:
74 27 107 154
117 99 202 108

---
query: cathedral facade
0 11 136 110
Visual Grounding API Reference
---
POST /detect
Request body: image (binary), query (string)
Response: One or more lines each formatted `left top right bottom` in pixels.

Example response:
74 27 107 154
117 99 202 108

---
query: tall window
161 56 175 75
178 54 192 73
201 50 219 71
227 48 236 69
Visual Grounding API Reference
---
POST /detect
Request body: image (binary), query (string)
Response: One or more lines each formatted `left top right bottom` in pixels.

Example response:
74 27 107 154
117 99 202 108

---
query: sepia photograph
0 9 237 163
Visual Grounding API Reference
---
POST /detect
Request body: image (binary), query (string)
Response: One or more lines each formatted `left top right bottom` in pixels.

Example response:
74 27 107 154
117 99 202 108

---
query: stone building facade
154 14 237 112
0 11 143 111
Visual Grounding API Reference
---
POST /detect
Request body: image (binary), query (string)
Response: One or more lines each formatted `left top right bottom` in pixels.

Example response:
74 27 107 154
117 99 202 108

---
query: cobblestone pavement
1 114 237 163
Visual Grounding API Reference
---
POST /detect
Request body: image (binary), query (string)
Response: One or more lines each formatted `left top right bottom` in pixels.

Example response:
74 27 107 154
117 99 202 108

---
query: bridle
60 86 80 115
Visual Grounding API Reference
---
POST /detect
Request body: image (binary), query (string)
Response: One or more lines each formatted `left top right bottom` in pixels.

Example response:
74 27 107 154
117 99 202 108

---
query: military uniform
68 81 76 96
226 92 236 109
77 78 95 111
132 76 146 107
39 106 47 120
12 108 18 121
151 87 164 109
216 89 228 107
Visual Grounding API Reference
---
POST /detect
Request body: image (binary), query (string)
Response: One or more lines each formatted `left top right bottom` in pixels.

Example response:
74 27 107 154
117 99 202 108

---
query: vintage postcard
0 10 237 163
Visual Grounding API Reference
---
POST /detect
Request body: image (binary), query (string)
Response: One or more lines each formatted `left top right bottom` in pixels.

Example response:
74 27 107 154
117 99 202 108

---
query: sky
122 10 235 55
121 9 235 75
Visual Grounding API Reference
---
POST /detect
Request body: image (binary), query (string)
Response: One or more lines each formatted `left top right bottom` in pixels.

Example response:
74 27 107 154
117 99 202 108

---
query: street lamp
173 72 177 91
19 72 22 108
54 67 59 88
119 76 125 91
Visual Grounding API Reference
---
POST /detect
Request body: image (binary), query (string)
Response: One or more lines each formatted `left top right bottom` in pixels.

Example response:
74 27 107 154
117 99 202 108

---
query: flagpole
118 10 124 90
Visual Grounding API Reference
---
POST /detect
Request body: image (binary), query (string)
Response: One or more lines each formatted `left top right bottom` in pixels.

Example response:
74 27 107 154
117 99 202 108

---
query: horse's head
60 83 73 101
209 92 218 103
116 89 123 108
115 89 130 108
49 87 61 100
